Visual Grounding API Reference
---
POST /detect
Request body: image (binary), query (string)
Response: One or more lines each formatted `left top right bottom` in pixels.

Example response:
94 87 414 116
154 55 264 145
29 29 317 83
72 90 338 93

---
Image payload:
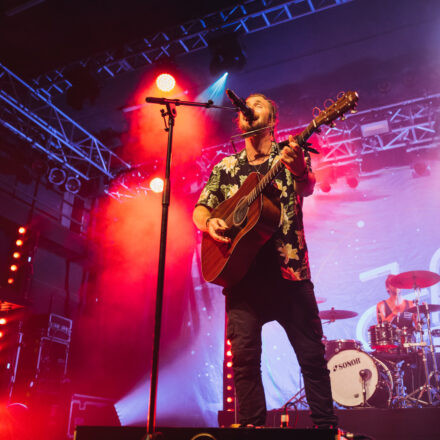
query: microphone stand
143 97 234 440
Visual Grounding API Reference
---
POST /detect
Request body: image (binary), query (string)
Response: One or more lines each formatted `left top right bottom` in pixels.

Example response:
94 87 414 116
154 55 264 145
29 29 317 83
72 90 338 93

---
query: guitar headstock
314 91 359 128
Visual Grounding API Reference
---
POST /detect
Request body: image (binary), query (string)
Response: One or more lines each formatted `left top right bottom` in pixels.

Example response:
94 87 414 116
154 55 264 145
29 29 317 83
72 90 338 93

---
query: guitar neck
246 122 316 204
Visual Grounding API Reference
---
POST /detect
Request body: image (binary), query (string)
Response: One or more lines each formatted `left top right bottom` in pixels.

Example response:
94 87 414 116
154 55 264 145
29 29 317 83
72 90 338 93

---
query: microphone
359 369 372 380
226 89 256 121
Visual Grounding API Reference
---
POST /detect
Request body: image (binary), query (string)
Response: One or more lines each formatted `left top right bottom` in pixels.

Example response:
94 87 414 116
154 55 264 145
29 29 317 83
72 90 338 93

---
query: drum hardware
359 369 373 407
402 342 427 348
319 307 358 323
389 270 440 406
431 329 440 338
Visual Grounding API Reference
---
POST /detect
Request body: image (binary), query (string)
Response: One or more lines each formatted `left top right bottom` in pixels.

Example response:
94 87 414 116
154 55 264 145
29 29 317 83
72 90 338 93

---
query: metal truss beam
104 93 440 201
0 63 131 181
198 93 440 181
32 0 355 96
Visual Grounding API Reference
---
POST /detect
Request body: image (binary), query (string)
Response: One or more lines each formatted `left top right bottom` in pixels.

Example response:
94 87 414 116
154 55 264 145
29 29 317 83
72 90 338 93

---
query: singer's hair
247 93 278 125
385 274 396 289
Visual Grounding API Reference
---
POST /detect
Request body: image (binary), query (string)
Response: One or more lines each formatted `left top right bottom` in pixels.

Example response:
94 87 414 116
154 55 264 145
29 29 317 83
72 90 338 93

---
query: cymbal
389 271 440 289
319 308 358 320
407 304 440 315
316 296 326 304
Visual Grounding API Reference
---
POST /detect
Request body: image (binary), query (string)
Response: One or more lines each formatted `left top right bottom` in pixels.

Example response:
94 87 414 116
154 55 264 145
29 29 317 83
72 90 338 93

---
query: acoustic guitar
201 91 359 287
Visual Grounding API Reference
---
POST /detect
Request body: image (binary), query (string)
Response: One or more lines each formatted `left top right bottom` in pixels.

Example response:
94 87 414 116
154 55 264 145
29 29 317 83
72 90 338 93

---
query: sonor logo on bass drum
332 357 361 372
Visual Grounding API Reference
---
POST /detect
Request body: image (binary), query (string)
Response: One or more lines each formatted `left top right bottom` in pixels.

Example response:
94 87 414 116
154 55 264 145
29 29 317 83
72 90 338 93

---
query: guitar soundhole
233 197 249 227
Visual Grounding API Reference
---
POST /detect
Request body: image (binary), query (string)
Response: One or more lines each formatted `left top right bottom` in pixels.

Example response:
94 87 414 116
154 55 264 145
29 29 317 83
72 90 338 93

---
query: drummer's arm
376 302 385 323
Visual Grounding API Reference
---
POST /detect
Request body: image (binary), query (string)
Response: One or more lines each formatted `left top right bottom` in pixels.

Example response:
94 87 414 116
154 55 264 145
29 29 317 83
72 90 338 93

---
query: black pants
224 242 337 427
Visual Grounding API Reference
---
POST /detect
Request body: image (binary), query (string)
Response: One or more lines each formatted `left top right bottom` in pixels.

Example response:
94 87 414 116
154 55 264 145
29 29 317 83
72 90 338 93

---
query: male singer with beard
193 94 337 428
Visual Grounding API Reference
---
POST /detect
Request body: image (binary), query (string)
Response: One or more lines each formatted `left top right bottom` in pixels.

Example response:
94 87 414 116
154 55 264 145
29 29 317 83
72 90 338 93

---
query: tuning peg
340 116 346 121
350 109 357 114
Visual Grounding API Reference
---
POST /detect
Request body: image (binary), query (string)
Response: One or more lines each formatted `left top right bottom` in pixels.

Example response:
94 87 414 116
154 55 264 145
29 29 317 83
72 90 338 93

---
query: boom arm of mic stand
145 96 236 111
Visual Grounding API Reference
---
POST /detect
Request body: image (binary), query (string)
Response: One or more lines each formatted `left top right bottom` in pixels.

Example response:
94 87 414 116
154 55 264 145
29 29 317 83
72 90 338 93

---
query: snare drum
328 349 393 408
325 339 362 359
368 323 399 351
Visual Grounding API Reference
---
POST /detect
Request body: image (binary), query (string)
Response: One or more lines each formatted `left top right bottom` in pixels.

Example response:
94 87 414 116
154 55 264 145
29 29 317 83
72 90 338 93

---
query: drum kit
320 270 440 409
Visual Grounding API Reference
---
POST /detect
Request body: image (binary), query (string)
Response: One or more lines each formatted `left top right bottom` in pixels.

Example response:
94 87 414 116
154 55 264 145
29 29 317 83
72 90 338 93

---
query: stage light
346 176 359 189
227 373 232 379
7 278 14 284
227 339 231 346
66 176 82 194
209 33 246 76
226 350 232 356
48 167 67 185
16 239 23 246
156 74 176 92
319 182 331 193
150 177 164 193
0 331 3 338
412 162 430 177
226 361 232 368
0 318 6 325
18 227 26 234
226 397 233 403
10 265 18 272
13 252 20 259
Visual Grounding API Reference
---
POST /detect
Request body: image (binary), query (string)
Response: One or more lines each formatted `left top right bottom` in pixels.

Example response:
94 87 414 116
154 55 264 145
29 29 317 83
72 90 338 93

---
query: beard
239 115 271 134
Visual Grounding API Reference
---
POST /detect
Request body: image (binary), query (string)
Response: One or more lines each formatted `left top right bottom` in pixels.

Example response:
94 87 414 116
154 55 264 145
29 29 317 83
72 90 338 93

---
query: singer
193 93 337 428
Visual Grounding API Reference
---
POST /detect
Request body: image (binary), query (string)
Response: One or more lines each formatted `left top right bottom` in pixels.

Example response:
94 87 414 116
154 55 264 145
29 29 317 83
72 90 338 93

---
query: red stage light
150 177 164 193
10 265 18 272
0 318 6 325
7 278 14 284
0 331 3 338
13 252 21 259
16 239 23 246
156 73 176 92
18 226 26 234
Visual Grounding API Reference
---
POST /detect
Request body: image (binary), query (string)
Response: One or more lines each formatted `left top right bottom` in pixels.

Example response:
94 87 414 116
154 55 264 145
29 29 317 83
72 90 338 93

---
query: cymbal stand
402 286 439 406
424 303 440 393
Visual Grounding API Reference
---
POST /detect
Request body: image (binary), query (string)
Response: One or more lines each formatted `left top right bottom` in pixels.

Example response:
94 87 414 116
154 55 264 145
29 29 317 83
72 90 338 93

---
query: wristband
292 168 309 182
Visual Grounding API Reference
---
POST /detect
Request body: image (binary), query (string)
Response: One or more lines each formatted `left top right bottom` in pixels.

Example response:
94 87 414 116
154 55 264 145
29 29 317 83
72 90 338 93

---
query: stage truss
31 0 355 97
0 63 131 181
199 93 440 182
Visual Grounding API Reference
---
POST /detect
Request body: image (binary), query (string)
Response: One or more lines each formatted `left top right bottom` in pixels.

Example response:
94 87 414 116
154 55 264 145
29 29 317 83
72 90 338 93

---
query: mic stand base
144 433 163 440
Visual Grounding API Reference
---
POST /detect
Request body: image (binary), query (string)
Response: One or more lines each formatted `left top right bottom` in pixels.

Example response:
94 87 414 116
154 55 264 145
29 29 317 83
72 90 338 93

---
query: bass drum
328 349 393 408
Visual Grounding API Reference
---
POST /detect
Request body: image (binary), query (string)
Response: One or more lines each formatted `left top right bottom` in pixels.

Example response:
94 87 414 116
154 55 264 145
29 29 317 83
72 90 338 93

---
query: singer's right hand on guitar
207 218 231 244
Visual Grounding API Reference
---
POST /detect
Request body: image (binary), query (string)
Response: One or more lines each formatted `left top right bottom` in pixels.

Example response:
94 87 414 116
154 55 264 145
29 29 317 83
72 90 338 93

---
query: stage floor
219 407 440 440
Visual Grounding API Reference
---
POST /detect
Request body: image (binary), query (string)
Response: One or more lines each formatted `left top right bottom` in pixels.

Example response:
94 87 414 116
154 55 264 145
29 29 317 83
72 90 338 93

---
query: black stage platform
75 426 339 440
219 408 440 440
74 408 440 440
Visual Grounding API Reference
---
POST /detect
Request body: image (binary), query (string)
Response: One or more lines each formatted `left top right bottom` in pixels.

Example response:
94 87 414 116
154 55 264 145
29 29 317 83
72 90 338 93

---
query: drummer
376 274 416 327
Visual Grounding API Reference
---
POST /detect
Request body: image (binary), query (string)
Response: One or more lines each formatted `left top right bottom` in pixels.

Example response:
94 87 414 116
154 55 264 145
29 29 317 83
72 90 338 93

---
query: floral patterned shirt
196 142 312 281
